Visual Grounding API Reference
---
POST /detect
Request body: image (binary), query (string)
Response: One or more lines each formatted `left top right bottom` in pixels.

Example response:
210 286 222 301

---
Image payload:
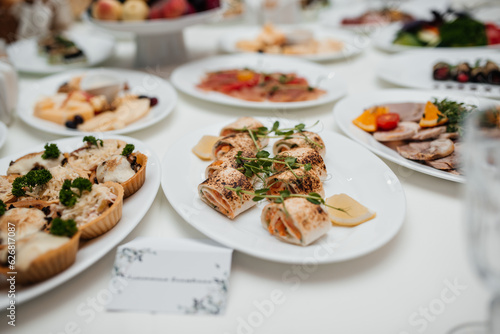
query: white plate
7 31 115 74
170 54 347 109
18 68 177 136
377 50 500 99
85 8 222 35
333 89 499 183
373 23 500 53
0 135 161 308
319 0 442 32
161 118 406 264
0 122 7 150
219 25 366 61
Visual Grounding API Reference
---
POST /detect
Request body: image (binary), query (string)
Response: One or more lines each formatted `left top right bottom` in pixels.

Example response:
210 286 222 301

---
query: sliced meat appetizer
272 147 327 180
265 168 324 198
384 102 425 122
220 117 269 147
261 197 331 246
273 131 326 157
212 133 261 160
205 148 256 179
425 143 461 170
438 132 459 140
373 122 420 142
411 126 447 141
397 138 454 161
198 168 256 219
7 151 65 176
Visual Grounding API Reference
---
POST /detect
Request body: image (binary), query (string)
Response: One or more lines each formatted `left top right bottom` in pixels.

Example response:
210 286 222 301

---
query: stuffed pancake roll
272 148 327 180
220 117 269 148
261 198 331 246
198 168 256 219
273 131 326 157
265 168 324 198
205 148 256 179
212 133 261 160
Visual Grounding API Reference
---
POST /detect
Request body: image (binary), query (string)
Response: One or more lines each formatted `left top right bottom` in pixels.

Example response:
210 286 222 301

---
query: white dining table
0 19 491 334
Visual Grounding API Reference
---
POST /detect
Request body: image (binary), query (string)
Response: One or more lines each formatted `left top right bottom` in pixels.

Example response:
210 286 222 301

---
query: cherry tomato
376 113 400 131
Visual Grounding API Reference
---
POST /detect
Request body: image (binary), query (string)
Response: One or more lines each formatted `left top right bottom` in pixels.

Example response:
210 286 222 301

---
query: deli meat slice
373 122 420 142
397 138 454 161
411 126 447 141
385 103 425 122
425 143 461 170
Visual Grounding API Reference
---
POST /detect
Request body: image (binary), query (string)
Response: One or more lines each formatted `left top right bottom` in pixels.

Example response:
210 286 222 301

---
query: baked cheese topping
96 155 135 184
0 208 46 245
58 184 117 226
0 232 69 271
7 152 64 175
69 139 126 172
26 165 88 201
0 176 14 202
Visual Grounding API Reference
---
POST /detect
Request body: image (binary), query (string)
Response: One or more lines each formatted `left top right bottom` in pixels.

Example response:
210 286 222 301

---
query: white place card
106 237 233 315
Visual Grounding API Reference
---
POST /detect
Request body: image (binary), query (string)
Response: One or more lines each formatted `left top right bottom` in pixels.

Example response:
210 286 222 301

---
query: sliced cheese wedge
326 193 376 227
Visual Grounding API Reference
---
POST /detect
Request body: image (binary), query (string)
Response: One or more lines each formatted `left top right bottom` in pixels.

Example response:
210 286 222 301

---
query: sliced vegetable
376 113 400 131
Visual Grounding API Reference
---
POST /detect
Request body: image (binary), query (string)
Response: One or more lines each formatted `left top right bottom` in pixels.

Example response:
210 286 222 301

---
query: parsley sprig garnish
0 200 5 216
83 136 103 147
121 144 135 156
12 169 53 197
42 143 60 159
50 218 78 237
59 177 92 207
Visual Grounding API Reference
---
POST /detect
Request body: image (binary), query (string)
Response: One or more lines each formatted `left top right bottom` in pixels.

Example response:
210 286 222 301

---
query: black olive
65 120 77 129
74 115 84 124
138 95 149 99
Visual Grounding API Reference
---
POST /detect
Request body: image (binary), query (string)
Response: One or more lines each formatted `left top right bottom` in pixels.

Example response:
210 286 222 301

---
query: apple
92 0 123 21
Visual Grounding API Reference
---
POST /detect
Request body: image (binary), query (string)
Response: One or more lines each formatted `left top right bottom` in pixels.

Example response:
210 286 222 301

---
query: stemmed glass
451 107 500 334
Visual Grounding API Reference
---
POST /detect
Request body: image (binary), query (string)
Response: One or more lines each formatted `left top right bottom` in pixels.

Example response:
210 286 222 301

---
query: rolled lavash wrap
272 147 327 180
220 117 269 147
198 168 256 219
273 131 326 157
261 197 331 246
212 133 262 160
205 148 256 179
265 168 324 198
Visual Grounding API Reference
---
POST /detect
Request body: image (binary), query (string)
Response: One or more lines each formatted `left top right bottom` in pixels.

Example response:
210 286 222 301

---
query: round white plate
333 89 499 183
161 118 406 264
319 0 442 32
171 54 348 109
18 68 177 136
373 23 500 53
85 8 222 35
0 135 160 308
377 49 500 99
7 31 115 74
219 25 367 61
0 122 7 150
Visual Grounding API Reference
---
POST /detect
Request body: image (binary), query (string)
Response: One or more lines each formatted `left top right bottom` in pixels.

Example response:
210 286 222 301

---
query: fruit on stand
122 0 150 21
92 0 123 20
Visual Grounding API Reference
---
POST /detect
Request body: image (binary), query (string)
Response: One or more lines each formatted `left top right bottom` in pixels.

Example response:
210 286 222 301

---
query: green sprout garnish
0 200 5 216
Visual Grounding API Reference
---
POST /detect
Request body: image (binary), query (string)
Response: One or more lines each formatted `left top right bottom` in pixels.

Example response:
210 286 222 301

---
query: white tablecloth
0 21 489 334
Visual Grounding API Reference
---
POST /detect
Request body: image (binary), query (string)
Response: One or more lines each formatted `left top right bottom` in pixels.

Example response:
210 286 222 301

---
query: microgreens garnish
225 186 348 217
433 98 476 135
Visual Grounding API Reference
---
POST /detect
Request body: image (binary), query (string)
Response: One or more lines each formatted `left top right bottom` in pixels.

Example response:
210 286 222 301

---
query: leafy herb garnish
0 200 5 216
12 169 53 197
225 186 348 217
59 177 92 207
42 143 60 160
83 136 103 147
121 144 135 156
50 218 78 237
433 98 475 135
